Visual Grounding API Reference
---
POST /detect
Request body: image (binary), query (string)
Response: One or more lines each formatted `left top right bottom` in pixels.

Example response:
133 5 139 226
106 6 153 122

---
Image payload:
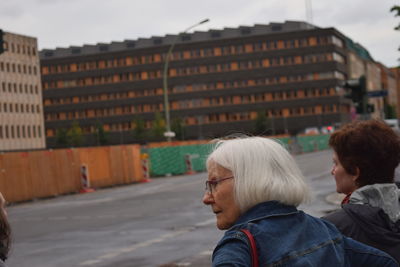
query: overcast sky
0 0 398 67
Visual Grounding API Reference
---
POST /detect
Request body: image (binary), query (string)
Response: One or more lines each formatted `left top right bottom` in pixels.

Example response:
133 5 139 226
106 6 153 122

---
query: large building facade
0 31 45 151
40 21 353 147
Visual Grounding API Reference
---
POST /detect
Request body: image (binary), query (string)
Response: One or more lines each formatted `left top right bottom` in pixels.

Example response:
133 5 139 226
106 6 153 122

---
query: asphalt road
5 150 339 267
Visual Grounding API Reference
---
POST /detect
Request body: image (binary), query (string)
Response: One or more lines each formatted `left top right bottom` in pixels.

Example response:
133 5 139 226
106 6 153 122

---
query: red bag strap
240 229 259 267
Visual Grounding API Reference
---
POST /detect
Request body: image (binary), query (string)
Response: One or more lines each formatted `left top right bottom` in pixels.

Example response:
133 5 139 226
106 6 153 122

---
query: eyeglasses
205 176 233 194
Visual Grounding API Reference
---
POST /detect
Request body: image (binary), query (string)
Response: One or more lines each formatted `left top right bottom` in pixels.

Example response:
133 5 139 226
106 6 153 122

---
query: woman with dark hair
0 192 10 267
323 119 400 263
203 136 397 266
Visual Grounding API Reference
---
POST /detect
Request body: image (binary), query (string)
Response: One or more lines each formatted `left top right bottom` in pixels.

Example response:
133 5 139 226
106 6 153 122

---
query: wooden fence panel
0 145 144 203
109 146 125 185
78 147 112 188
126 145 143 183
120 146 131 184
2 152 33 202
29 151 58 199
133 145 144 181
52 149 81 194
0 154 6 199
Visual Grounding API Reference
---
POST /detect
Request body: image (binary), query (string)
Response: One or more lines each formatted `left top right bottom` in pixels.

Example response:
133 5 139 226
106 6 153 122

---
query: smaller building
0 31 45 151
390 67 400 119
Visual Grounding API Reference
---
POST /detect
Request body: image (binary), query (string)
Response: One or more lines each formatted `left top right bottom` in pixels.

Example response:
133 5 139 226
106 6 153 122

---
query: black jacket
323 201 400 263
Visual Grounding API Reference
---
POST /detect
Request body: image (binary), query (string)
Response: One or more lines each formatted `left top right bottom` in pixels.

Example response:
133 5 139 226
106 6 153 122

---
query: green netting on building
145 135 330 177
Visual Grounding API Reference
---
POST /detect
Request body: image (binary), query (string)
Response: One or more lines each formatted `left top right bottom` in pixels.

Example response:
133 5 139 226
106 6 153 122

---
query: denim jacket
212 201 398 266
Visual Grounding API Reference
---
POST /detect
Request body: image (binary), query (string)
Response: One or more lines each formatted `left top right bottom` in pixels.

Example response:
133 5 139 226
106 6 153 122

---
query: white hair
207 137 310 212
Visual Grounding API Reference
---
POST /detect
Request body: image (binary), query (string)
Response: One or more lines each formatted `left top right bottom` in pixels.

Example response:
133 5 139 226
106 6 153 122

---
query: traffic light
366 103 375 113
342 75 369 114
0 29 4 54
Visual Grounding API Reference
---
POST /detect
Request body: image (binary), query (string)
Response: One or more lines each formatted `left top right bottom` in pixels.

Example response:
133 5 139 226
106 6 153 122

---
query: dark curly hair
329 120 400 188
0 193 10 261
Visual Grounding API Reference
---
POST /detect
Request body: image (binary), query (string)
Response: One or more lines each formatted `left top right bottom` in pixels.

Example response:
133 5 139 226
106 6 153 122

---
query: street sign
163 131 176 138
367 90 388 97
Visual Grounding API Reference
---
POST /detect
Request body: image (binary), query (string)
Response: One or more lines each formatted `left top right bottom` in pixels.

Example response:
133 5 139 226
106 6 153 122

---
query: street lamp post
162 18 210 141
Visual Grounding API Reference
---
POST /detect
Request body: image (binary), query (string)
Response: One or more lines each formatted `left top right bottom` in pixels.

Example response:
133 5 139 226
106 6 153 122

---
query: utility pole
305 0 313 24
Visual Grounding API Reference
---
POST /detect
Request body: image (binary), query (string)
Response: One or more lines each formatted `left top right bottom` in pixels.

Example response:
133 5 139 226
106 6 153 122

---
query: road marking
72 216 91 220
48 216 67 221
96 215 116 219
79 222 207 266
175 262 191 266
24 217 42 222
194 218 215 227
199 250 213 256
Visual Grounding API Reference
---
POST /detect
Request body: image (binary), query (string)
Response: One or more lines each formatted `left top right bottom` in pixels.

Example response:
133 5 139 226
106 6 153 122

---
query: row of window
43 52 344 90
46 104 346 137
2 41 37 56
0 124 42 139
44 87 337 121
44 71 344 107
0 61 38 75
1 82 40 95
0 103 41 114
42 35 344 75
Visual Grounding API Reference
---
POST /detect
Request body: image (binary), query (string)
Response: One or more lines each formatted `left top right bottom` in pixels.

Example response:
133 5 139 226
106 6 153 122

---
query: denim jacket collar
232 201 299 228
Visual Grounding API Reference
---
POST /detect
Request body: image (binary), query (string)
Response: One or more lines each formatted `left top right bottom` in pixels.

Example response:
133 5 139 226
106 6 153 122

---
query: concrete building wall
0 31 45 151
390 67 400 118
366 62 382 119
347 51 366 79
40 22 354 147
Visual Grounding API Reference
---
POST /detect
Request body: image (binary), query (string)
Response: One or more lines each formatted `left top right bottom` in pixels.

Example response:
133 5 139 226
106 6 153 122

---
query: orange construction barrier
140 153 151 183
80 164 95 193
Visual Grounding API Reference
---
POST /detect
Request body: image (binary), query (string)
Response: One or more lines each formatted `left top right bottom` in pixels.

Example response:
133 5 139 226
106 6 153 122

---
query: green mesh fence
297 134 330 153
145 135 330 177
146 144 214 176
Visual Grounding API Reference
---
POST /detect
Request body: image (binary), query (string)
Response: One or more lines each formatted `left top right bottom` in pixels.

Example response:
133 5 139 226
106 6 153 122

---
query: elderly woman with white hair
202 137 398 266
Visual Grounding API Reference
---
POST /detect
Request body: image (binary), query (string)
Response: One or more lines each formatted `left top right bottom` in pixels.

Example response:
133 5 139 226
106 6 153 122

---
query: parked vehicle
384 119 400 131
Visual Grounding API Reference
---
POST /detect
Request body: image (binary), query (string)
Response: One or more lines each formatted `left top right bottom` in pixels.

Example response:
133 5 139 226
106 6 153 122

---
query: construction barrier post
313 140 318 152
140 153 152 183
80 164 95 193
185 154 195 175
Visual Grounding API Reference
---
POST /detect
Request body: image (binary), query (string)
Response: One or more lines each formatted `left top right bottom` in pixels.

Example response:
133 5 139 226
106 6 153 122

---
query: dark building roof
39 20 317 59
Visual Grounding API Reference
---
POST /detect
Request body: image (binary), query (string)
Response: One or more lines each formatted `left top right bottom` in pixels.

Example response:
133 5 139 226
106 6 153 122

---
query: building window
126 41 135 48
99 45 109 52
211 31 221 38
181 34 191 41
153 38 162 45
71 48 81 54
241 28 251 35
271 25 282 31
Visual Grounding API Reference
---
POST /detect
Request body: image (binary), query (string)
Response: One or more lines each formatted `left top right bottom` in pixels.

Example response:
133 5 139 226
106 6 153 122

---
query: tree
171 117 186 140
152 112 166 139
132 115 146 140
385 104 397 119
94 122 108 145
67 121 84 147
391 5 400 31
254 111 270 135
391 5 400 64
55 128 68 146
